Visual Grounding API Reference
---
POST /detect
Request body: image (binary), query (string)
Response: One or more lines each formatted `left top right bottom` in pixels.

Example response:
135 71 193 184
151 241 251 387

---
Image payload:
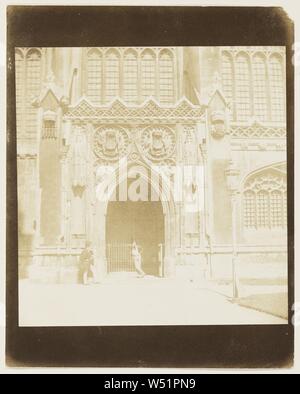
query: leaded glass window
269 55 285 123
105 50 120 102
159 50 174 104
87 49 102 105
123 51 138 103
235 54 251 121
253 55 268 121
141 50 156 100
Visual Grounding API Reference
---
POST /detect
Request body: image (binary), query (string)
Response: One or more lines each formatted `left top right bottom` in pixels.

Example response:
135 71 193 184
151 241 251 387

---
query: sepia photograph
5 3 297 370
16 45 289 327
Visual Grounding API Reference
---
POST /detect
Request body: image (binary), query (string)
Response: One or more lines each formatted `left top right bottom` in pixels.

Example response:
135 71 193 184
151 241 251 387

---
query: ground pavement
19 275 288 327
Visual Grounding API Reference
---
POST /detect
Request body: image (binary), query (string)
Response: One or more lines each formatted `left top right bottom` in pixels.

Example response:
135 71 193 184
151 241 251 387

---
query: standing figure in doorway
132 241 145 278
79 241 95 285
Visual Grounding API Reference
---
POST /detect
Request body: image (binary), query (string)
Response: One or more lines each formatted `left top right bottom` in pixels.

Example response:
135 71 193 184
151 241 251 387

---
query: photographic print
16 46 289 327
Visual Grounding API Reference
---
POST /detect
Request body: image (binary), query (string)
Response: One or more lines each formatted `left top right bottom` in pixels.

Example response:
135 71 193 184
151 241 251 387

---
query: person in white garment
132 241 145 278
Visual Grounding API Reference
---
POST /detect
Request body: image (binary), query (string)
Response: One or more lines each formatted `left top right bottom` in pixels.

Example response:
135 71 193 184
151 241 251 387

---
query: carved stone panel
182 125 198 164
93 126 131 163
138 126 176 163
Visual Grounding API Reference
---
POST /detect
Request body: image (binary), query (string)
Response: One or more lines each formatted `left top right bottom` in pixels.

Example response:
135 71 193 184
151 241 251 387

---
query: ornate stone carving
43 110 57 122
231 142 286 152
244 172 286 193
139 126 176 163
93 126 130 162
221 46 285 59
230 124 286 139
210 110 227 139
65 98 205 123
183 125 197 164
72 126 88 187
128 151 141 163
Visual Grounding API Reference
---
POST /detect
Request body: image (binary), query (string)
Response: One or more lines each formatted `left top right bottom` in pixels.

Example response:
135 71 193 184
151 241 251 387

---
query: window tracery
243 170 287 230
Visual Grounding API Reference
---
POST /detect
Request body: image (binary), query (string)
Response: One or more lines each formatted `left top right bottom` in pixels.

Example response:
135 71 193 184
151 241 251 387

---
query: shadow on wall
18 210 34 279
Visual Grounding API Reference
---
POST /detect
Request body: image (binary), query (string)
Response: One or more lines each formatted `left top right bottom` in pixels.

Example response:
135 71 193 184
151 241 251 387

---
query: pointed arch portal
93 162 177 279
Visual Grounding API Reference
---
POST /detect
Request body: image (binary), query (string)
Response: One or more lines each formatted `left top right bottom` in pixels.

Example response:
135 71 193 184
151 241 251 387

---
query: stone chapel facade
16 47 288 283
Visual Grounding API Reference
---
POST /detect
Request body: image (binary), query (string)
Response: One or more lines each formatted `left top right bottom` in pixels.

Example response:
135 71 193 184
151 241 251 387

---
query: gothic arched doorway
106 200 165 276
93 161 177 280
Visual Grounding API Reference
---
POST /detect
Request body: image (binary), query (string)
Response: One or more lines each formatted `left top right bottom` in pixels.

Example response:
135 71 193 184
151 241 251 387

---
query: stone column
39 106 62 246
206 90 232 245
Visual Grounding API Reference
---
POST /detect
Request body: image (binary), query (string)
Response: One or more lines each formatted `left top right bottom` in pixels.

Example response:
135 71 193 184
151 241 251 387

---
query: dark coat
79 248 94 272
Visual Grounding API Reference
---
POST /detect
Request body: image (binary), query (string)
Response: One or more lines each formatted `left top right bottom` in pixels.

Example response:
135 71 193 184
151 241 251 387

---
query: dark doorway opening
106 200 165 276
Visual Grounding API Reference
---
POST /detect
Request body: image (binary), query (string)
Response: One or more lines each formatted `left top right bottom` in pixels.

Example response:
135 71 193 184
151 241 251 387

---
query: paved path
19 277 288 327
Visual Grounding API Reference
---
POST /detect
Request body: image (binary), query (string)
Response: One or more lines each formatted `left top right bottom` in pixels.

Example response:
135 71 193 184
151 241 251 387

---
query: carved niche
210 110 227 139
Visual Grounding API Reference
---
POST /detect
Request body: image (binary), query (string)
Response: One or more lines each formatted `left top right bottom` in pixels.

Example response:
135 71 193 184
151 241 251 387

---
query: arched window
243 169 287 230
123 50 138 103
269 55 285 123
221 49 286 125
235 54 251 121
257 191 269 228
270 190 283 228
283 191 287 226
15 50 25 134
105 50 120 102
87 49 102 105
159 50 174 104
253 54 268 121
141 50 156 101
25 50 42 137
244 190 256 228
221 53 234 120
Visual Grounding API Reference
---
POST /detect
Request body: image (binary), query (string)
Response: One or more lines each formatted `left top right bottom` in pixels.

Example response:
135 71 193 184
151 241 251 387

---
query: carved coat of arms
151 130 167 156
94 127 130 162
140 127 176 162
104 130 119 156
